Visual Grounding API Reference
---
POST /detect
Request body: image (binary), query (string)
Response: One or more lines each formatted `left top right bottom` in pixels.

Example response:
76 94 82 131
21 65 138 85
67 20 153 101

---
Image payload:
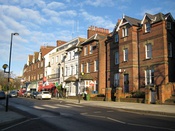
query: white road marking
33 106 45 109
42 105 58 109
94 111 101 113
54 104 71 108
66 103 84 107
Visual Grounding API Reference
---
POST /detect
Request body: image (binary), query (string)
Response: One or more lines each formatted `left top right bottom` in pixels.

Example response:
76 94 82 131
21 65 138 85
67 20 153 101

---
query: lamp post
2 33 19 112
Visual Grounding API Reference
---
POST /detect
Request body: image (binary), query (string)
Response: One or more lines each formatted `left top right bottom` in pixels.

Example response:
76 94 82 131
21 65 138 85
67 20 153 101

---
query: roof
124 15 141 26
81 33 106 45
64 76 77 82
79 73 93 80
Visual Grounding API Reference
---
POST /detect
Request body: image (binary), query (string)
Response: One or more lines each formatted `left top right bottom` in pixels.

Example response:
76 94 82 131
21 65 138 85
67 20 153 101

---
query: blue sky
0 0 175 77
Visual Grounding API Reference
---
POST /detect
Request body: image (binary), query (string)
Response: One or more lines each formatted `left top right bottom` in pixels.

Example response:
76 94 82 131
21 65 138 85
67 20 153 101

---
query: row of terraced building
22 12 175 104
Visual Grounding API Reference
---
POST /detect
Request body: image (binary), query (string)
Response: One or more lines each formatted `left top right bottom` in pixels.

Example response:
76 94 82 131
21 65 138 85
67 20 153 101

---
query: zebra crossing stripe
42 105 59 109
54 104 71 108
33 106 45 109
66 104 84 107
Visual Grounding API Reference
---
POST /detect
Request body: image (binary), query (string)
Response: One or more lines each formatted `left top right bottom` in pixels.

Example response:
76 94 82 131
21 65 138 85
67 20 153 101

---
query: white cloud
84 0 114 7
47 2 66 9
81 11 115 31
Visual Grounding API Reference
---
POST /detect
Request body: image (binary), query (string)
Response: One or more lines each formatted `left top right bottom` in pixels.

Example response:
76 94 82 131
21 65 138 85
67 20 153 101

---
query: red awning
38 83 55 91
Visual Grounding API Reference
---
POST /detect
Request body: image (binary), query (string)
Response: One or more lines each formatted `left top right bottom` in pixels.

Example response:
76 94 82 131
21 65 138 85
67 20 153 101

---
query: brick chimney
87 25 109 38
56 40 67 47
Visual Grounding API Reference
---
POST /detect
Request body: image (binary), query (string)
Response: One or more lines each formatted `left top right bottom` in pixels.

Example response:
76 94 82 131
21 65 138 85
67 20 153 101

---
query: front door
124 74 129 93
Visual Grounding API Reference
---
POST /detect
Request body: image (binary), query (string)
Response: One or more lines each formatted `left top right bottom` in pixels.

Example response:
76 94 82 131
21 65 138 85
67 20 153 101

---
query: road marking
1 118 39 131
66 104 84 107
55 104 71 108
33 106 45 109
42 105 58 109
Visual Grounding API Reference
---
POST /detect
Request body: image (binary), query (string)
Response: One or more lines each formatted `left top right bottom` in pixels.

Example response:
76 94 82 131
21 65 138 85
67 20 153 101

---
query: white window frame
168 42 172 57
89 45 93 54
51 57 54 64
145 69 154 85
145 44 152 59
94 60 98 71
122 27 128 37
115 51 119 64
145 22 151 33
71 66 74 75
56 56 58 63
114 73 119 87
84 46 87 56
87 62 90 73
81 64 84 73
123 48 128 61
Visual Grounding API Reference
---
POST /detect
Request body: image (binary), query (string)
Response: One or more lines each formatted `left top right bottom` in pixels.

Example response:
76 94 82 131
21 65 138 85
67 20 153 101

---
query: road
1 97 175 131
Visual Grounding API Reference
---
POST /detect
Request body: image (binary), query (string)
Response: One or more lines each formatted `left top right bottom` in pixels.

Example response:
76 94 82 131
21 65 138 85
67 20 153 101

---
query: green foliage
131 91 145 98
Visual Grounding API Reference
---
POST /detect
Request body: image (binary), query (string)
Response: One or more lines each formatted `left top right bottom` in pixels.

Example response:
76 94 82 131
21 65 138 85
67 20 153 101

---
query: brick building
79 26 109 95
22 46 55 91
105 12 175 103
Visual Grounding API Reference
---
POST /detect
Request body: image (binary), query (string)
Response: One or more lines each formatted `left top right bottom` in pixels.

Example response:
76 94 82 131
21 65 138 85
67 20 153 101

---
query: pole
6 34 13 112
6 33 19 112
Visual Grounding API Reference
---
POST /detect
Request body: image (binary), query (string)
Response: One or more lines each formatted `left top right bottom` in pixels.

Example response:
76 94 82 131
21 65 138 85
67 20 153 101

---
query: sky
0 0 175 77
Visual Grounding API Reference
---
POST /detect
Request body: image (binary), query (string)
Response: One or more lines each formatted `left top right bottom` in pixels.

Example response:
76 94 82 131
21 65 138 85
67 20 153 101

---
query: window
145 44 152 59
145 22 150 32
84 46 88 56
122 27 128 37
115 52 119 64
81 64 84 73
94 60 98 71
123 48 128 61
115 34 119 42
114 73 119 87
89 45 93 54
65 66 68 76
167 22 171 30
75 64 78 74
71 66 74 75
68 52 71 60
56 56 58 63
72 51 75 59
145 69 154 85
51 57 54 64
168 42 172 57
87 62 90 73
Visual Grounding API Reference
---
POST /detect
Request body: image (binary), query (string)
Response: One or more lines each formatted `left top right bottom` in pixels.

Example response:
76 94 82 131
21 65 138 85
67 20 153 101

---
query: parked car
30 91 39 99
9 90 18 98
36 91 51 100
24 91 31 98
18 90 26 97
0 91 5 99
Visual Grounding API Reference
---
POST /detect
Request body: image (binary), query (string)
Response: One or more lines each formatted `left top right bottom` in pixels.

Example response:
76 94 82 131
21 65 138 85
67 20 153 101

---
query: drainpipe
137 24 142 90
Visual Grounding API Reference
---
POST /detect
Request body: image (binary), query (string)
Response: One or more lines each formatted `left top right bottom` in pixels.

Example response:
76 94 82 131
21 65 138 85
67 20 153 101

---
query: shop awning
79 73 93 80
39 83 55 91
64 76 77 82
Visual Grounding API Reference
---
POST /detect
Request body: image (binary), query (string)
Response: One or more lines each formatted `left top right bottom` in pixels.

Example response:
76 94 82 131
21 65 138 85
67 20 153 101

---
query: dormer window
167 22 171 30
145 22 150 33
122 27 128 37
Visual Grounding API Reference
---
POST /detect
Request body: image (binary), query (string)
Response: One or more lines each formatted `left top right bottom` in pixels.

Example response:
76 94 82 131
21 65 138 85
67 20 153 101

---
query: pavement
0 98 175 127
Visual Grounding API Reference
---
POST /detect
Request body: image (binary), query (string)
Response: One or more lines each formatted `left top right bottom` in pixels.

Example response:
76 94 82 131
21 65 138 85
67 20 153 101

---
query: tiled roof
81 33 106 45
124 15 141 26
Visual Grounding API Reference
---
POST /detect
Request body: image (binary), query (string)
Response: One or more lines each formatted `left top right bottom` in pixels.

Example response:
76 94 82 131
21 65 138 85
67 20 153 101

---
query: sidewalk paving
0 98 175 126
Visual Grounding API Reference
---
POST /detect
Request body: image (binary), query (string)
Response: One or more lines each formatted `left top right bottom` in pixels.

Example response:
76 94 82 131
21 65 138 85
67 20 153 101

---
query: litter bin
86 94 90 101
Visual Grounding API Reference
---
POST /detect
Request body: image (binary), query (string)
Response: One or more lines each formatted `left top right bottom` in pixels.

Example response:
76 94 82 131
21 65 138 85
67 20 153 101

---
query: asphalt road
1 97 175 131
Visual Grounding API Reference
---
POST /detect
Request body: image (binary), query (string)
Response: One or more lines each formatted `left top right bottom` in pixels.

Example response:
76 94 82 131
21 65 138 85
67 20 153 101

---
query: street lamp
2 33 19 112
